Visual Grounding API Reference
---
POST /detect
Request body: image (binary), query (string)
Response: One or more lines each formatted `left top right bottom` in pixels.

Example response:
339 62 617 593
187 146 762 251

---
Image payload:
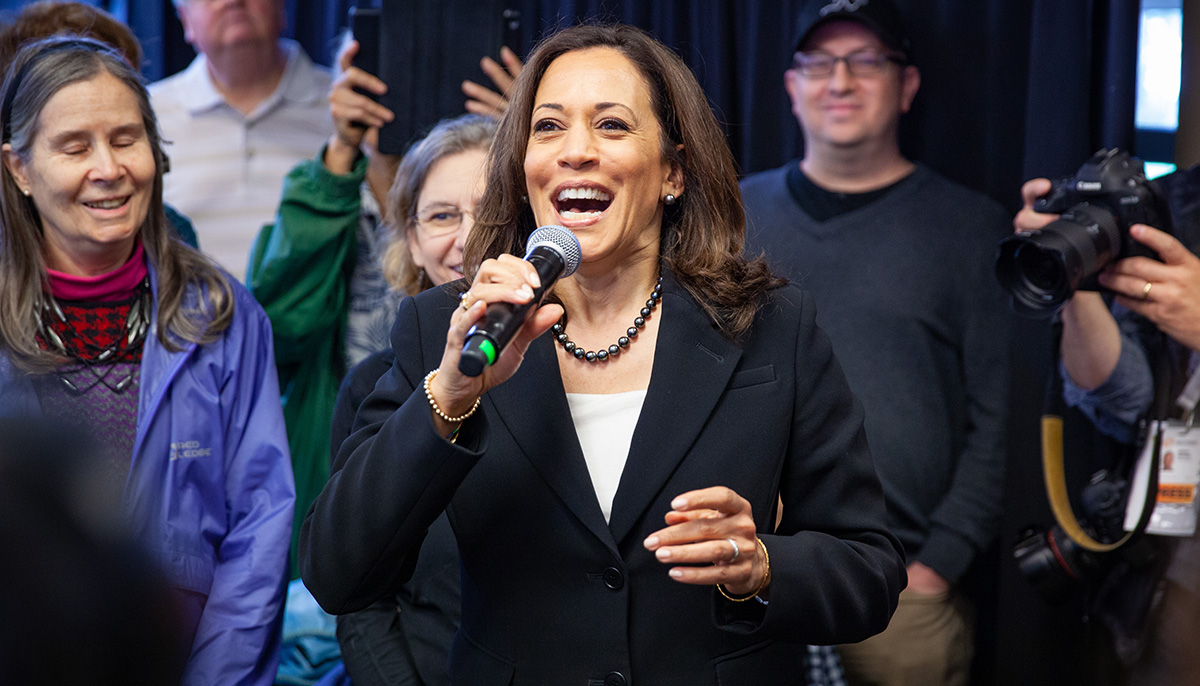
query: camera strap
1174 356 1200 424
1040 320 1161 553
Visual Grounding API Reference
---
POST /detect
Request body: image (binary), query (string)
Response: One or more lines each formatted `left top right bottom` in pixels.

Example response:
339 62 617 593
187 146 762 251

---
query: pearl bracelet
423 369 481 424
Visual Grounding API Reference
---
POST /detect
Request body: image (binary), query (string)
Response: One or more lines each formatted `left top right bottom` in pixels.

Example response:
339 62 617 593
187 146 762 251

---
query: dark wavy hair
465 23 782 339
0 36 233 372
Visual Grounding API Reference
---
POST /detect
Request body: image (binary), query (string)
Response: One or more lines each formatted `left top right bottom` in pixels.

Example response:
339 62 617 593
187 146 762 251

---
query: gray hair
382 113 498 295
0 35 232 371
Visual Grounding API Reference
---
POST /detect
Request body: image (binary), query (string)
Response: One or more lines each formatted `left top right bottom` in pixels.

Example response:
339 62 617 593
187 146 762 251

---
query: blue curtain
100 0 356 81
87 0 1138 206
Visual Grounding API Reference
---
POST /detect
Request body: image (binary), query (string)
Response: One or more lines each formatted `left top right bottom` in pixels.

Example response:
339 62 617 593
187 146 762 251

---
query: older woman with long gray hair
0 36 294 685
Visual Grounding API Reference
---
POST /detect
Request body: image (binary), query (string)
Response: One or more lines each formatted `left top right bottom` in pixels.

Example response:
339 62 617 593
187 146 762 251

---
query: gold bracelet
423 369 481 424
717 537 771 602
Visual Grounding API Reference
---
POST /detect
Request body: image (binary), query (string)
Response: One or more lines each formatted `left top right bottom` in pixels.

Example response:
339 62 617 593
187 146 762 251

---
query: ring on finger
459 292 473 311
726 538 740 563
1143 281 1153 301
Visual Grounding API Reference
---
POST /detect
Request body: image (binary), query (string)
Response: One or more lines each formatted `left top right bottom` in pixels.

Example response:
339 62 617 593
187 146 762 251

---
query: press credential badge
1125 420 1200 537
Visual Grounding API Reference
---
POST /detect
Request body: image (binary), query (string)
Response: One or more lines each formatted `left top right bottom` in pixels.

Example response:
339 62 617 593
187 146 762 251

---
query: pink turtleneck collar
46 241 148 302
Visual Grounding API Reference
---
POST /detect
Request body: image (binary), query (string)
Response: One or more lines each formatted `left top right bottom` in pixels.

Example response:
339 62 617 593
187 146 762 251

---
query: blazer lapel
483 334 617 552
607 276 742 545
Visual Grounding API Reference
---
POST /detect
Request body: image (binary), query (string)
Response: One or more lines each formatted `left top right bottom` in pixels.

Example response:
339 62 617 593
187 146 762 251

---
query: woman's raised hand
462 46 524 119
325 40 395 173
428 255 563 428
643 486 770 597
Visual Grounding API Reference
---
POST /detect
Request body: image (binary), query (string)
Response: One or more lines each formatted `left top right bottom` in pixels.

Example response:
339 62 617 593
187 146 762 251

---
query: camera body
995 149 1172 317
1013 470 1128 603
1033 149 1165 257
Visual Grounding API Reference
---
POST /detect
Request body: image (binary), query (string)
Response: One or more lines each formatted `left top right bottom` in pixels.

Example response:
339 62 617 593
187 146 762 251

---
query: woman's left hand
1098 224 1200 351
643 486 768 596
462 46 524 119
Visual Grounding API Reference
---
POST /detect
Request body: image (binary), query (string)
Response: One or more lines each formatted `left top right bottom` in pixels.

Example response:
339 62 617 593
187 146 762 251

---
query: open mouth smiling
553 185 613 222
83 197 130 210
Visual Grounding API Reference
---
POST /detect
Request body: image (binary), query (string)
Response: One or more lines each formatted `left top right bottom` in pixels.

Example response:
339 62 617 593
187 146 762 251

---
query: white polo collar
174 39 324 118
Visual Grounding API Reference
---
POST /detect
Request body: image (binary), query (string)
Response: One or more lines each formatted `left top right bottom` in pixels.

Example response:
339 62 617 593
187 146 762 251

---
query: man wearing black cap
741 1 1012 684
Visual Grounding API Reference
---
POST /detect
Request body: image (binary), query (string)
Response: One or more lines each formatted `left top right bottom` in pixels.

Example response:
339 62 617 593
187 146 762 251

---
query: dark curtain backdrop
35 0 1141 683
99 0 1142 200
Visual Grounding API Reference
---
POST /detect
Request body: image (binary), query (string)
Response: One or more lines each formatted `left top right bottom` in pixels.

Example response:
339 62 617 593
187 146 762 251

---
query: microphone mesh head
526 225 582 277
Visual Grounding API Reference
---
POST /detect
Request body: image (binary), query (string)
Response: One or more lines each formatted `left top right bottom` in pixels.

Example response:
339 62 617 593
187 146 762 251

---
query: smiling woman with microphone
302 23 904 684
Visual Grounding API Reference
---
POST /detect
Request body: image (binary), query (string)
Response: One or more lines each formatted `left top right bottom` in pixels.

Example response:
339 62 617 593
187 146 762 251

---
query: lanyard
1174 354 1200 426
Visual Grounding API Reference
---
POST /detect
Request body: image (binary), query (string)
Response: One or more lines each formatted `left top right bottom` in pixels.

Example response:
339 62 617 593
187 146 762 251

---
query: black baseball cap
793 0 912 60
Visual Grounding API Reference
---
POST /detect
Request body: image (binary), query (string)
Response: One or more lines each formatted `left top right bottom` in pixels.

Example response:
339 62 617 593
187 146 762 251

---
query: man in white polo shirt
150 0 332 280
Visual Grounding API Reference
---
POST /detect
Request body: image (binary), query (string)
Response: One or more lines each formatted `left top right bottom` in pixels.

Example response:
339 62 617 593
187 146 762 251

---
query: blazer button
604 671 627 686
601 567 624 590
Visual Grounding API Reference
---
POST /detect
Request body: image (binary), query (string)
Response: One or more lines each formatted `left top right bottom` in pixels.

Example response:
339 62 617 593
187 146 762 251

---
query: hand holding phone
326 9 393 156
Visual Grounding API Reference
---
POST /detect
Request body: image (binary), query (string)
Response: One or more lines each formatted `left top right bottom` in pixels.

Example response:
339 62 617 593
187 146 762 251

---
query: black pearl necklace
552 277 662 362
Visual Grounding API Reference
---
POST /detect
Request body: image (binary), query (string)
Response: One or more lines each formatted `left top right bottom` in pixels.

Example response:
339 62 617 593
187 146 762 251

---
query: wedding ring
726 538 740 563
1142 281 1153 301
460 292 473 310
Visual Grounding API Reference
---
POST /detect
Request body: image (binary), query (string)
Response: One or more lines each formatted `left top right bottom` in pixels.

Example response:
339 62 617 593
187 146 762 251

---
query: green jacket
248 150 366 579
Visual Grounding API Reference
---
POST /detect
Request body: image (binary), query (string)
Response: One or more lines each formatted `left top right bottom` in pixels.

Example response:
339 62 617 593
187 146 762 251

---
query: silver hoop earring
664 194 676 205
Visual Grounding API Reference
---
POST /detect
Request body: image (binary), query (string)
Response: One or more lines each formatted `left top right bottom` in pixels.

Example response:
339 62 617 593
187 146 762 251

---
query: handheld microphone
458 225 582 377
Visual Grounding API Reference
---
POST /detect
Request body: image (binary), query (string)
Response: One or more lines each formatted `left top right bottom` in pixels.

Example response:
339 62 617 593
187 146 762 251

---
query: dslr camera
995 149 1172 317
1012 470 1129 603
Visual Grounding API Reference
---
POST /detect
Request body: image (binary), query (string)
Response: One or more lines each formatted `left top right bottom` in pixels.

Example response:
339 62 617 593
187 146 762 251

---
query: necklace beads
552 277 662 363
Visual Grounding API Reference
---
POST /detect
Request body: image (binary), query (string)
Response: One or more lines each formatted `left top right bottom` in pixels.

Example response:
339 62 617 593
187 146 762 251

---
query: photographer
1014 167 1200 685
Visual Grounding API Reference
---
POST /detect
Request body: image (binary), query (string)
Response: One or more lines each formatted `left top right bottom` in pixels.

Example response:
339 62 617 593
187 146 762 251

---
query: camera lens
995 203 1123 317
1013 527 1082 604
1013 244 1060 292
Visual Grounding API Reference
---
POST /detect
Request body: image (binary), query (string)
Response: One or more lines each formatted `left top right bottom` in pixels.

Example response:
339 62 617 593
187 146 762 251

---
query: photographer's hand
1014 178 1120 390
1100 224 1200 352
1013 178 1056 232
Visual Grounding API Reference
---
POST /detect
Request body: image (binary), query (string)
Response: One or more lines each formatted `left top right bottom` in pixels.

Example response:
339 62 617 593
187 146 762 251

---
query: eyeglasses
791 49 907 78
411 205 477 236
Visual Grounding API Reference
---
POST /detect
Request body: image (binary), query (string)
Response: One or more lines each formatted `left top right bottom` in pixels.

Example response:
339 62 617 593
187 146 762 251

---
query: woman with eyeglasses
0 36 293 685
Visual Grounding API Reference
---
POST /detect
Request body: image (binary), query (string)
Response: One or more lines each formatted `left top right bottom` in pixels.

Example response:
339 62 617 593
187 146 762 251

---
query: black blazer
302 273 905 686
330 349 461 686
